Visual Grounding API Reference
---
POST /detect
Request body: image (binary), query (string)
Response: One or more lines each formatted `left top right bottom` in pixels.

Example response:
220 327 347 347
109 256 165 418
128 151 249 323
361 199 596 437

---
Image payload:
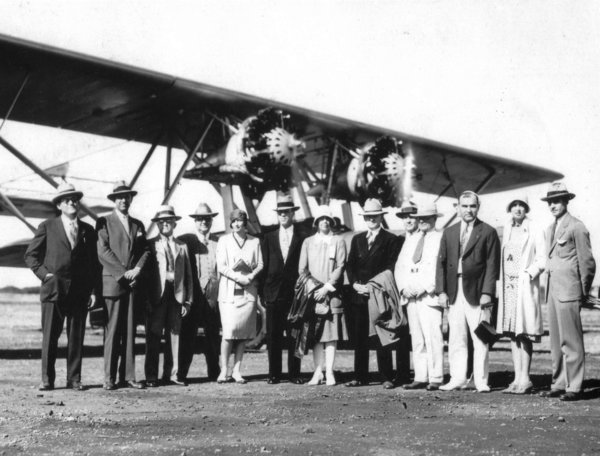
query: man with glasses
539 182 595 401
346 198 402 389
25 182 101 391
144 205 193 387
395 202 444 391
261 194 305 384
97 181 150 390
177 203 221 382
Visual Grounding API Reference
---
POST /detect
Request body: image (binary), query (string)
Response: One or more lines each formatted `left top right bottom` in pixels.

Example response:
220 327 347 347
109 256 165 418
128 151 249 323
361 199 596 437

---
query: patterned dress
501 225 525 334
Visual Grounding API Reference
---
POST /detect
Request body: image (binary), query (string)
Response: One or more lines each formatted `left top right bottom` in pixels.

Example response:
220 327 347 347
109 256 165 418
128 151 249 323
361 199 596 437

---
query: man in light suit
261 194 305 384
395 202 444 391
539 182 595 401
25 182 101 391
436 191 500 392
177 203 221 382
144 205 193 387
97 181 150 390
346 198 403 389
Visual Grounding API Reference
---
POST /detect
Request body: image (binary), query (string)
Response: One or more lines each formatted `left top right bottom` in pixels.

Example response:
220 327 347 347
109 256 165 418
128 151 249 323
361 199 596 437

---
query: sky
1 0 600 287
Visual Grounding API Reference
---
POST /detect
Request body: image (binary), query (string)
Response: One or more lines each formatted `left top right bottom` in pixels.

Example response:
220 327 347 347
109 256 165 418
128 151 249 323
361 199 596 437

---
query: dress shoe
104 381 117 391
440 381 467 391
540 389 565 398
513 382 534 395
502 382 517 394
267 377 280 385
145 380 160 388
475 386 491 393
123 380 145 389
39 383 54 391
66 381 87 391
307 371 324 386
325 371 336 386
231 373 247 384
382 381 395 390
345 379 368 387
426 382 441 391
403 381 428 390
289 377 305 385
560 391 583 402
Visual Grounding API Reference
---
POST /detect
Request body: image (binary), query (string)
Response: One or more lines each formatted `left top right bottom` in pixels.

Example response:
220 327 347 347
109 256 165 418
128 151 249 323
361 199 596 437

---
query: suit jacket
96 211 150 297
24 216 100 305
147 236 194 306
346 229 402 286
435 219 500 306
545 212 595 302
178 233 218 309
261 226 305 303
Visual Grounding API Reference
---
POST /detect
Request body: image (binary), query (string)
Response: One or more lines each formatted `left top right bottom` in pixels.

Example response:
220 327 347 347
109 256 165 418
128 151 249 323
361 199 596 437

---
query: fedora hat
274 193 299 212
395 200 417 218
358 198 387 216
107 180 138 201
312 205 336 227
52 182 83 205
506 193 530 213
540 182 575 202
412 202 443 218
151 205 181 222
189 203 218 218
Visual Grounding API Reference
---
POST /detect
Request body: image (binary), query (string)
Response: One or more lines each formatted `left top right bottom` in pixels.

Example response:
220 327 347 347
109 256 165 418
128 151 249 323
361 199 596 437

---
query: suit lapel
54 217 72 250
272 231 284 263
366 230 385 257
462 220 482 258
549 213 570 255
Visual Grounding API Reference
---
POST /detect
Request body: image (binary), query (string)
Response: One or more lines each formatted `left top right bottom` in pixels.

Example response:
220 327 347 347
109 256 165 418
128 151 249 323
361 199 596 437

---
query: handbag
474 320 498 346
314 300 330 316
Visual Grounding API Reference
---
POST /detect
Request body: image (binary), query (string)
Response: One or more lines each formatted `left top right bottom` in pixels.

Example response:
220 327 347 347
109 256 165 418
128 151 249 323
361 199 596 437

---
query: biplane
0 33 562 268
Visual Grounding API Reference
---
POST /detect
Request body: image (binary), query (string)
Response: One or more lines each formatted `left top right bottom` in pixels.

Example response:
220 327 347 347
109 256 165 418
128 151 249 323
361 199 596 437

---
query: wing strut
0 135 99 221
442 169 496 228
0 71 30 133
129 129 163 188
291 166 312 218
0 189 36 233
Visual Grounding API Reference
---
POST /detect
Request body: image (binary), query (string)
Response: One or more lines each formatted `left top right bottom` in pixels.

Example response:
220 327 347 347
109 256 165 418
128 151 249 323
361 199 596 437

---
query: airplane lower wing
0 195 112 220
0 33 562 199
0 239 29 268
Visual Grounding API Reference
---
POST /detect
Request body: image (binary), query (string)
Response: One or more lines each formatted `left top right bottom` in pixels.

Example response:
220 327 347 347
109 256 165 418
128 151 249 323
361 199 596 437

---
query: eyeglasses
277 210 292 216
158 220 175 225
60 197 80 205
195 217 213 223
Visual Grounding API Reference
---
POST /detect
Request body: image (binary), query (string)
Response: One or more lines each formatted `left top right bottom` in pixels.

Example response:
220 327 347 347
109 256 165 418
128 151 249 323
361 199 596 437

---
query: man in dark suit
346 198 402 389
177 203 221 382
436 191 500 392
261 194 305 384
97 181 150 390
24 182 101 391
539 182 595 401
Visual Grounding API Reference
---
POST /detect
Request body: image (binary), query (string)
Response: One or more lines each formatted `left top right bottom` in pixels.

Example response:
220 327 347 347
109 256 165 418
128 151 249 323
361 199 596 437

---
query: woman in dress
298 205 348 386
215 209 264 383
497 194 545 394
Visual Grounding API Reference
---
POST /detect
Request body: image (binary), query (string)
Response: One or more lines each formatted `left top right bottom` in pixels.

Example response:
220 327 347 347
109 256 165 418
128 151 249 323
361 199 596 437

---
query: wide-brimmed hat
52 182 83 205
107 180 137 201
151 205 181 222
229 208 248 226
359 198 387 216
412 202 443 219
312 205 336 227
506 193 530 213
274 194 299 212
395 200 417 218
189 203 218 218
540 182 575 202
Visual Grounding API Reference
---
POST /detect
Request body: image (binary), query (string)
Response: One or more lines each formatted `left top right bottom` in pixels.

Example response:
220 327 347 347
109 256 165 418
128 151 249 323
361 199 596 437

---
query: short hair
459 190 480 206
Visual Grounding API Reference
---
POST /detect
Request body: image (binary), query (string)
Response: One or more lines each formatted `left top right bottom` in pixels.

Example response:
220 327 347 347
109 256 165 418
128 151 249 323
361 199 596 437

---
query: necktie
460 225 469 257
281 229 290 262
412 232 425 264
367 231 375 249
68 221 78 249
550 219 558 246
165 240 175 272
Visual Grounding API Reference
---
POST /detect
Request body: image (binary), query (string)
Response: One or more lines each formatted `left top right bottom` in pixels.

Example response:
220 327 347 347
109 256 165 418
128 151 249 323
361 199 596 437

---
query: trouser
178 296 221 381
41 298 87 385
266 299 301 379
104 293 136 383
145 282 183 381
447 279 490 390
547 281 585 393
350 295 394 383
394 306 411 383
407 299 444 383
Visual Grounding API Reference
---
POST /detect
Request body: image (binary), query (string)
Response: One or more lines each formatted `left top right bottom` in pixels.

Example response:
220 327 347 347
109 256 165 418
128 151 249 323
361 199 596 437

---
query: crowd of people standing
24 180 596 402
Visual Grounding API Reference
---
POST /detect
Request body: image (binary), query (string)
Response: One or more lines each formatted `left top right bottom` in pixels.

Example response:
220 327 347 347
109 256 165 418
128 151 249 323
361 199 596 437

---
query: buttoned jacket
147 236 193 306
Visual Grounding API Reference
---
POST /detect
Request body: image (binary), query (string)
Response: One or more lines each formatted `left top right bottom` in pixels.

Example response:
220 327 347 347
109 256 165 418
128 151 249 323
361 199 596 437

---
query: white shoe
460 376 475 390
475 385 491 393
440 381 467 391
307 371 324 386
325 371 336 386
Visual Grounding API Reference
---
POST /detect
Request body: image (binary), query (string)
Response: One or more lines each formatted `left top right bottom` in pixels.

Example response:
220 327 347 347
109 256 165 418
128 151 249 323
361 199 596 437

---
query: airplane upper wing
0 33 561 197
0 195 112 220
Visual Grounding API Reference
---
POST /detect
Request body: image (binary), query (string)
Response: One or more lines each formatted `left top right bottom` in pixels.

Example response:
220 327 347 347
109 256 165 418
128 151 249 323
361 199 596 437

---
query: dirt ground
1 293 600 456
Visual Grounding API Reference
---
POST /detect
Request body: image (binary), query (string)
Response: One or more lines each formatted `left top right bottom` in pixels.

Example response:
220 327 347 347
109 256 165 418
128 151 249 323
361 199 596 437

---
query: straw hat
107 180 137 200
358 198 387 216
189 203 218 218
395 200 417 218
411 202 443 218
274 193 299 212
52 182 83 205
540 182 575 202
151 205 181 222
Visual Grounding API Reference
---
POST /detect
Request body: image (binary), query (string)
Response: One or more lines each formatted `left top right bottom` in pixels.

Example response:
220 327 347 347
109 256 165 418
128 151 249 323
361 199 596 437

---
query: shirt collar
367 226 382 238
115 210 129 221
196 230 211 243
61 214 78 226
279 225 294 235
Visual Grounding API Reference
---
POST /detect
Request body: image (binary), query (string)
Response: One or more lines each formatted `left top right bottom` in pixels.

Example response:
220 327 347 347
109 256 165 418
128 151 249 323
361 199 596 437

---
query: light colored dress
298 233 348 342
216 233 263 340
496 217 545 341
